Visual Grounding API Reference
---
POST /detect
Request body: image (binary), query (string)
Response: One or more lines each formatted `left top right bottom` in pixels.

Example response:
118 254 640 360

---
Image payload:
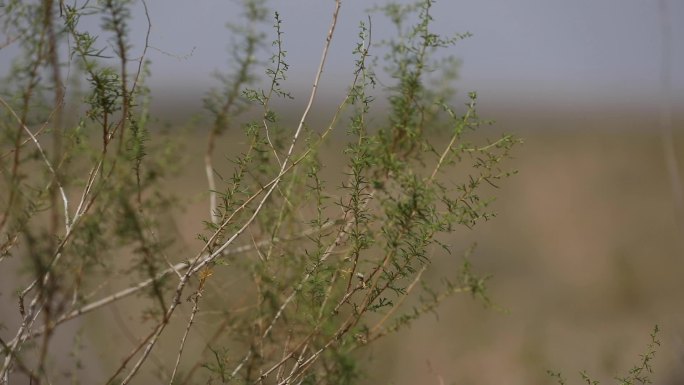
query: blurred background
2 0 684 384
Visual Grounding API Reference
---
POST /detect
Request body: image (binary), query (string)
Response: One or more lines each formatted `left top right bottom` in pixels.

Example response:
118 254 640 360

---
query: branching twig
169 269 210 385
0 97 70 230
26 221 336 340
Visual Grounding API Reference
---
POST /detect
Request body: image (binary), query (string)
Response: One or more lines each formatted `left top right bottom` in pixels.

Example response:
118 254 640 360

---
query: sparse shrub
0 0 523 383
548 325 661 385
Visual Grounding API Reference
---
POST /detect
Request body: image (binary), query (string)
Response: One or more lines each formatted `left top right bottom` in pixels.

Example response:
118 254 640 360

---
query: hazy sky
138 0 684 109
1 0 683 109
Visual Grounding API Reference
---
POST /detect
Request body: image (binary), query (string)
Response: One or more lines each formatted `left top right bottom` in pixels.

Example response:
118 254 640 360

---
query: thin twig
429 100 475 182
169 269 210 384
369 265 427 335
27 222 334 340
0 97 70 229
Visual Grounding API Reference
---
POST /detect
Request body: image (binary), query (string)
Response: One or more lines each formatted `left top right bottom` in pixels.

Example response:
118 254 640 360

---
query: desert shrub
0 0 521 383
548 325 661 385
